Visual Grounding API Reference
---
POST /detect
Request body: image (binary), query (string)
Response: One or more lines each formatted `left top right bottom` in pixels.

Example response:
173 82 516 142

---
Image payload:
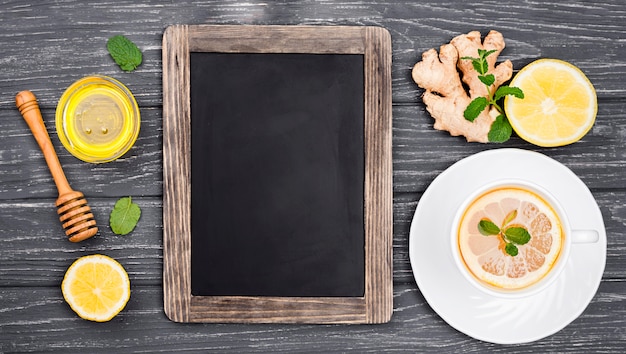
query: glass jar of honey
56 75 140 163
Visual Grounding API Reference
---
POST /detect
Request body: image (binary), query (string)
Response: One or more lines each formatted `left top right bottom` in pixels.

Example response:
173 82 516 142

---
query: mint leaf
478 219 500 236
478 49 497 59
505 243 519 257
494 86 524 101
464 97 488 122
504 226 531 245
107 35 142 72
472 60 486 75
476 210 531 257
462 49 524 144
463 50 495 76
110 197 141 235
469 49 495 75
479 60 489 75
488 114 512 143
478 74 495 86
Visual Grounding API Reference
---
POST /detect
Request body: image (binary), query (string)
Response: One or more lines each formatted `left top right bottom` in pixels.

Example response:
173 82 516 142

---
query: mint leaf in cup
505 243 519 257
504 226 531 245
476 209 531 257
478 218 500 236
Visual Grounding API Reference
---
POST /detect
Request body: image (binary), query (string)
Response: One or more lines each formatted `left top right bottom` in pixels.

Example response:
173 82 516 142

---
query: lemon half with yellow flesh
504 59 597 147
62 254 130 322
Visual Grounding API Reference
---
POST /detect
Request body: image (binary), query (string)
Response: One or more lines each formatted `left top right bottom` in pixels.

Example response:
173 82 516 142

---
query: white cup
450 179 599 298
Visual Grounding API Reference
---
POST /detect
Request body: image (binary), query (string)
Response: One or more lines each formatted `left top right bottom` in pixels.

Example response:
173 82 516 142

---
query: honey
56 76 140 163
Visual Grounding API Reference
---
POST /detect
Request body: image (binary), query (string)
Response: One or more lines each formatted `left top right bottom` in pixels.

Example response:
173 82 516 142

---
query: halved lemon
504 59 597 147
62 254 130 322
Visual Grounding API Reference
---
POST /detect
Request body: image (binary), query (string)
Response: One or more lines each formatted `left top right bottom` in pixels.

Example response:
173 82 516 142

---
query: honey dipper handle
16 91 73 196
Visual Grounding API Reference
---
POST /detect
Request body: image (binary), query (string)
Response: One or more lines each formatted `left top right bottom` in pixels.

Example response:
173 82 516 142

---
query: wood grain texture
363 26 394 324
188 24 368 53
163 24 392 324
0 1 624 107
1 282 625 353
0 191 624 287
0 103 623 200
0 0 624 351
14 91 73 196
0 107 162 200
162 24 191 323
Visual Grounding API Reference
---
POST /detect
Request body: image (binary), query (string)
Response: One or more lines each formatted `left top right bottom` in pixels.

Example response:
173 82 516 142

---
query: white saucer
409 148 606 344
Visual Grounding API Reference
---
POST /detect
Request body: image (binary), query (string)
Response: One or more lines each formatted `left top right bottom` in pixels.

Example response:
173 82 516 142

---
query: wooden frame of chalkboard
162 25 392 324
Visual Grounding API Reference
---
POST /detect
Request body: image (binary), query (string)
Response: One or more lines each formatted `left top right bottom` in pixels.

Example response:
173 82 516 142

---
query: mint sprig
461 49 524 143
107 35 142 72
477 209 531 257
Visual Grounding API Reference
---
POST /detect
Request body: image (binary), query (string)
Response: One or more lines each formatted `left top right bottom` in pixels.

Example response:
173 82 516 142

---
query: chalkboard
163 25 392 324
190 52 365 297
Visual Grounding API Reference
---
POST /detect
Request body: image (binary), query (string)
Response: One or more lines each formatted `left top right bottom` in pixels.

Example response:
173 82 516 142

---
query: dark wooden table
1 1 624 352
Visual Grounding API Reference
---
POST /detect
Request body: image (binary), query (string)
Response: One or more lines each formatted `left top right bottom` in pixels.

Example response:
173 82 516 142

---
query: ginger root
412 30 513 143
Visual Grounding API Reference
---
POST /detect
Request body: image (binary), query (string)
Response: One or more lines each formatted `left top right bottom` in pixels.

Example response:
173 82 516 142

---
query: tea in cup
451 179 598 298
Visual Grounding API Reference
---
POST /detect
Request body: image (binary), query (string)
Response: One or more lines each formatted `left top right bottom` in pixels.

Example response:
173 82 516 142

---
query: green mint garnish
107 35 142 72
478 219 500 235
505 243 519 257
477 209 531 257
494 86 524 102
487 115 512 143
464 97 489 122
461 49 524 143
503 226 531 245
110 196 141 235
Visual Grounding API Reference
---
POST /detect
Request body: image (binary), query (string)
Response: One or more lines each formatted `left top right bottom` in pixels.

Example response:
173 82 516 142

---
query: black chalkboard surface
163 25 392 324
190 53 365 297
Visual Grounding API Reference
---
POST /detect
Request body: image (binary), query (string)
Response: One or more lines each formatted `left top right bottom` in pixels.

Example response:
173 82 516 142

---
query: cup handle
571 230 600 243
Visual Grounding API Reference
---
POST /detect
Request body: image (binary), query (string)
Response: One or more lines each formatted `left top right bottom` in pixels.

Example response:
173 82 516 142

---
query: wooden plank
0 197 164 287
0 107 163 200
1 282 625 352
1 100 624 201
363 25 394 324
0 0 623 351
0 1 624 107
162 24 192 323
392 102 626 193
189 25 367 53
0 191 624 287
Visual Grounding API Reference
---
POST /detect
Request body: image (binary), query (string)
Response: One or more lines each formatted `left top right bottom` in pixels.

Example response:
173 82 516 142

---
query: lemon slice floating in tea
504 59 597 147
62 254 130 322
457 187 564 290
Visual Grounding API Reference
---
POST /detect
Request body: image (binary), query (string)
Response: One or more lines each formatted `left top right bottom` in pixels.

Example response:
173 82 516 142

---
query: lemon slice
504 59 597 147
458 187 563 290
62 254 130 322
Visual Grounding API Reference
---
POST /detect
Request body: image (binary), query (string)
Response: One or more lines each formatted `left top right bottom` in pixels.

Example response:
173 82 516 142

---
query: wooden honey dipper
16 90 98 242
